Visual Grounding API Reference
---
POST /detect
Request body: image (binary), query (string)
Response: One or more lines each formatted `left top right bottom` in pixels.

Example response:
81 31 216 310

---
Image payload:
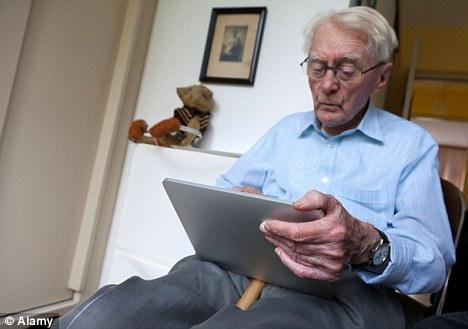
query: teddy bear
128 84 213 147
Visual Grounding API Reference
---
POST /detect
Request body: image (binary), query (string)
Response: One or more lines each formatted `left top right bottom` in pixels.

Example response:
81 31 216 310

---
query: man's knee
52 277 149 329
169 255 223 275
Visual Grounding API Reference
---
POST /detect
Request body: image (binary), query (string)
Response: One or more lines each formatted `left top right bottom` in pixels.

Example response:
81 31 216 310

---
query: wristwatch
357 230 391 274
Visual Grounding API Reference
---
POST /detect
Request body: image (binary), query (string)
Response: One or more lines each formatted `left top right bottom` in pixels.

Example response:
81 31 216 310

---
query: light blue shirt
216 104 455 294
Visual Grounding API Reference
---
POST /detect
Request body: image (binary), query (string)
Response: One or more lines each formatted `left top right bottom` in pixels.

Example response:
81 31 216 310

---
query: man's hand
231 186 262 195
260 190 381 282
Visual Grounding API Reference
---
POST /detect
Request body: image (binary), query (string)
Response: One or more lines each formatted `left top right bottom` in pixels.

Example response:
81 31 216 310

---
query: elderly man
53 6 454 329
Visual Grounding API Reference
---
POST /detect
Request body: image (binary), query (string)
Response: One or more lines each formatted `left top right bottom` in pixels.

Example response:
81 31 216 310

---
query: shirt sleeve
356 136 456 294
216 123 279 192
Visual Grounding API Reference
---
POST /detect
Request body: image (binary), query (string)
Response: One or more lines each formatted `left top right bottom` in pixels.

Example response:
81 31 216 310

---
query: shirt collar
298 102 384 143
356 103 384 142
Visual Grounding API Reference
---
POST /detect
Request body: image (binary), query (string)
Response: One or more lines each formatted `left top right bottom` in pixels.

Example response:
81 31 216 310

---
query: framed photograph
199 7 267 85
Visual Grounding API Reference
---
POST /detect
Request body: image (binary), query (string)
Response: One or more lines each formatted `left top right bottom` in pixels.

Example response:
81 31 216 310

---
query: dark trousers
53 256 406 329
413 312 468 329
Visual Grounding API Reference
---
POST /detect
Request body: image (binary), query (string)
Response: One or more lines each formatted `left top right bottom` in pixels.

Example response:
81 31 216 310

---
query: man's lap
52 256 405 329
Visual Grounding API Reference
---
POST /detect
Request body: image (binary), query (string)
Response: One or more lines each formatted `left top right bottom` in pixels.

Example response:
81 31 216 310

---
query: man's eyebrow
307 53 361 63
336 54 362 65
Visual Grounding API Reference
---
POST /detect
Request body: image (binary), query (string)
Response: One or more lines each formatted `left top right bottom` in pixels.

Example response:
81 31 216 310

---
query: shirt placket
316 137 339 194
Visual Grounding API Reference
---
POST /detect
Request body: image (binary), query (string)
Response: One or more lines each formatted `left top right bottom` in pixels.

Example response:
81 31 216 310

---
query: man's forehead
314 21 368 43
309 22 370 59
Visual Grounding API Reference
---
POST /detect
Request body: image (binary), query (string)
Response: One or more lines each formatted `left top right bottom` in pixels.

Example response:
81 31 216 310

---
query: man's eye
339 64 356 74
338 65 356 79
309 63 325 73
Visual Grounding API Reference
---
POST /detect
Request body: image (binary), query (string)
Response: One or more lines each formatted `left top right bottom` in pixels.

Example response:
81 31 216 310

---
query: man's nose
319 70 339 94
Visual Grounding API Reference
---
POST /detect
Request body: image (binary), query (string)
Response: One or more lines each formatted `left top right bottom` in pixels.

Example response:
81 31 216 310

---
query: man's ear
374 63 393 92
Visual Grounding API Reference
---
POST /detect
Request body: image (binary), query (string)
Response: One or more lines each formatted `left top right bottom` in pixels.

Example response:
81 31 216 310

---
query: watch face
372 243 390 266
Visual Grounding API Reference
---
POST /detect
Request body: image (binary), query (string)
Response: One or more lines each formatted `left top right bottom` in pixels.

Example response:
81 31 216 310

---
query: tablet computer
163 178 336 298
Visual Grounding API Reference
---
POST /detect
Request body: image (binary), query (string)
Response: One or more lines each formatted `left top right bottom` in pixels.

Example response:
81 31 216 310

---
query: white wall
135 0 348 154
100 146 238 285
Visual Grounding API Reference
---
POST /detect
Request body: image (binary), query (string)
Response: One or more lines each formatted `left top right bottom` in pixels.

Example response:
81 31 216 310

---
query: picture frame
199 7 267 85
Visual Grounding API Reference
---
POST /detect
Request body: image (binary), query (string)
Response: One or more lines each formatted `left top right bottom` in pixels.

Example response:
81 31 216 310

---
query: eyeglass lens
302 61 359 82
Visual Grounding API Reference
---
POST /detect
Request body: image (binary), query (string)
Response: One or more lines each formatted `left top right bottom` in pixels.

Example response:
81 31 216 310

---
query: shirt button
321 176 329 184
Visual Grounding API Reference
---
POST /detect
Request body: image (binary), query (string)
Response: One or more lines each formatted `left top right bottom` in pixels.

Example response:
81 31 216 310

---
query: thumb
293 189 329 212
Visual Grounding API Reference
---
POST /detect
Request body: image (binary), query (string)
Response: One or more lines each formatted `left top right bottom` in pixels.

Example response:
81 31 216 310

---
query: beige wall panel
0 0 126 313
0 0 31 146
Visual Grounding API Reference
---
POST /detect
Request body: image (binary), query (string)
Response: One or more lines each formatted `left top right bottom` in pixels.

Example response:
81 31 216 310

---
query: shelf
168 145 241 159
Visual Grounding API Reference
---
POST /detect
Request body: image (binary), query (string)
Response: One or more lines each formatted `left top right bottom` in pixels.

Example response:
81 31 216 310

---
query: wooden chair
399 178 466 327
429 178 467 315
438 146 468 193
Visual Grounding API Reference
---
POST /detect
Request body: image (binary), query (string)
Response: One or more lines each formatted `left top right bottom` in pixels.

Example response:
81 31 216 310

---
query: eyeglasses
300 57 385 83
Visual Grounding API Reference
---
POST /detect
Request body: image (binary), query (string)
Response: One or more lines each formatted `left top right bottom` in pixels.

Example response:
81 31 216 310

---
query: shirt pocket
334 184 389 221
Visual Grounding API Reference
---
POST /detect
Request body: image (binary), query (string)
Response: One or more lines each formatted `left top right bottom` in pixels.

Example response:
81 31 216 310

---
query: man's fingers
274 248 341 282
293 189 330 211
264 233 320 255
231 186 261 195
245 187 261 195
265 234 302 255
260 219 322 242
264 234 345 260
266 235 323 267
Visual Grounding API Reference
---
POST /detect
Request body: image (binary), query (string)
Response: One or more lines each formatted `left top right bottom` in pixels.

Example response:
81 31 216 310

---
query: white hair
303 6 398 62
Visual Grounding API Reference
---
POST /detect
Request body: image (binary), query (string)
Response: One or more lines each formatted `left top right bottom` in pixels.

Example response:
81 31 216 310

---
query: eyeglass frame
299 57 386 83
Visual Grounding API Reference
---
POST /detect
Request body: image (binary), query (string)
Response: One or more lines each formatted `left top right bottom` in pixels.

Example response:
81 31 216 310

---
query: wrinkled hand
260 190 380 282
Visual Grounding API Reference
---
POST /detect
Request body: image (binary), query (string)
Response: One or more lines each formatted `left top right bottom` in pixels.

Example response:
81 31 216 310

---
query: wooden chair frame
430 178 466 315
